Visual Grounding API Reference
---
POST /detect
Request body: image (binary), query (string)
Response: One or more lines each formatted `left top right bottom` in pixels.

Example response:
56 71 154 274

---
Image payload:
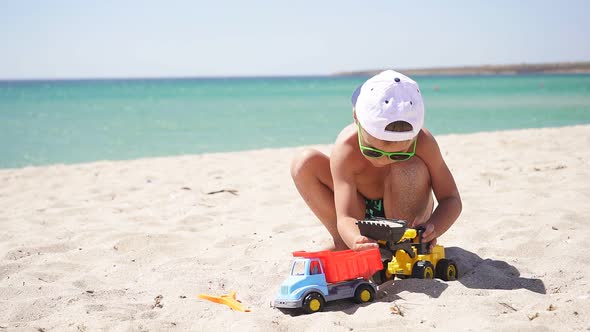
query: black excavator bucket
356 218 408 243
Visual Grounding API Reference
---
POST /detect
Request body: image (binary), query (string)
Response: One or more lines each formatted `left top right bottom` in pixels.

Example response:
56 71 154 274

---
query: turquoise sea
1 74 590 169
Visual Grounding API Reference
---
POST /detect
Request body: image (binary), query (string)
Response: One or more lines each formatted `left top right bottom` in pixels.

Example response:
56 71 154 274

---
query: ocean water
1 74 589 169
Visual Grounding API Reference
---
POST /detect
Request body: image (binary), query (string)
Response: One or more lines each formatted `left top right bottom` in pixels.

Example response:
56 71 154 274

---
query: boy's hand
421 223 438 250
351 235 378 251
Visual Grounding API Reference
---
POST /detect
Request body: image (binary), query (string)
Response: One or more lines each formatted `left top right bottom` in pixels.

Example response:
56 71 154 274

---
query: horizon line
2 60 590 82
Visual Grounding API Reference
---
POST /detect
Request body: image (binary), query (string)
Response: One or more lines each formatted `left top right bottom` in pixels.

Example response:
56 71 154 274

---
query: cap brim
351 83 363 107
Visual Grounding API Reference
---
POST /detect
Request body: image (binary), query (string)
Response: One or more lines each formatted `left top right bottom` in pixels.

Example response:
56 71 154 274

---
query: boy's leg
383 156 434 227
290 149 347 250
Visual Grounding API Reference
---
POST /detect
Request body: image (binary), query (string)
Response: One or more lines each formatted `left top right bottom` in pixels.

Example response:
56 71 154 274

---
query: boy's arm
419 130 462 242
330 144 379 251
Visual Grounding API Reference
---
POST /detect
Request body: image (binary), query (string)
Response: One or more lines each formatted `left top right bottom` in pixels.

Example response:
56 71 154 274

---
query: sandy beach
1 125 589 331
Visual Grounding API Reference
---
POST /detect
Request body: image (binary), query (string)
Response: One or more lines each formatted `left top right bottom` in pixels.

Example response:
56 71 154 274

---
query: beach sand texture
1 125 589 331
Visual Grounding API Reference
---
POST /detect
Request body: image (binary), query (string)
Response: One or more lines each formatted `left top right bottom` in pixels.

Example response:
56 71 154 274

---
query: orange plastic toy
198 291 251 312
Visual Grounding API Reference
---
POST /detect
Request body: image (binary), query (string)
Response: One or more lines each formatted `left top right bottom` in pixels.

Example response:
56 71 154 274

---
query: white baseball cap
351 70 424 142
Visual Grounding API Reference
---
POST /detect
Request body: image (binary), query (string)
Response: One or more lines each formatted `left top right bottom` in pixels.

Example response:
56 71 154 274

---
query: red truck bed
292 248 382 284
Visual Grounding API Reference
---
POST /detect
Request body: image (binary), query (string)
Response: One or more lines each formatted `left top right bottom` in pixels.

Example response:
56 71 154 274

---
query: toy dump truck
272 248 382 314
357 218 458 283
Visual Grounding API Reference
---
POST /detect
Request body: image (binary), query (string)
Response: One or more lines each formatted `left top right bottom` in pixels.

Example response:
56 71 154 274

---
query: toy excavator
356 218 458 284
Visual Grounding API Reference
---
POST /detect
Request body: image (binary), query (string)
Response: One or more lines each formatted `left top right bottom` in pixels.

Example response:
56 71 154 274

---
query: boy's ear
353 109 358 123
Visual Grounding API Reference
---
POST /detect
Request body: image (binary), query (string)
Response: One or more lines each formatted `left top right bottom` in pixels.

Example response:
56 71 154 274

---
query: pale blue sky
1 0 589 79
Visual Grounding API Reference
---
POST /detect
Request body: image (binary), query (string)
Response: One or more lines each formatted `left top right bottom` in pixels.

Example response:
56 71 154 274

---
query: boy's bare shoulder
416 128 446 165
331 124 365 171
417 128 437 147
334 123 357 145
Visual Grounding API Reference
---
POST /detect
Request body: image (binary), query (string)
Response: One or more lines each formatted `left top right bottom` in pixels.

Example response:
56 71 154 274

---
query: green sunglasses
357 124 417 161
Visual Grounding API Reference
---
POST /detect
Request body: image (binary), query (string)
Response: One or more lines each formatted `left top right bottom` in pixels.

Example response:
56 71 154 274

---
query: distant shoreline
2 62 590 82
334 61 590 77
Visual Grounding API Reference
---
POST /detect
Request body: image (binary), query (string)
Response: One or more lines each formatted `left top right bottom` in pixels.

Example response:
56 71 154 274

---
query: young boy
290 70 462 251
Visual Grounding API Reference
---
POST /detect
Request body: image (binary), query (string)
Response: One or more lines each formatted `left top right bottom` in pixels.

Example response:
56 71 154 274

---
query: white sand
1 125 589 331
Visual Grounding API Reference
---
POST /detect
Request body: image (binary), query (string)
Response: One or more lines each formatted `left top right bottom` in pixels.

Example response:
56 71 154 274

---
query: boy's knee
389 156 430 181
384 157 433 223
386 157 432 197
290 149 327 179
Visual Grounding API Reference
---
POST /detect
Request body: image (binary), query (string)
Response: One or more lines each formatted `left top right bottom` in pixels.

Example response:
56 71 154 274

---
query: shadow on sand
375 246 546 304
444 246 546 293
